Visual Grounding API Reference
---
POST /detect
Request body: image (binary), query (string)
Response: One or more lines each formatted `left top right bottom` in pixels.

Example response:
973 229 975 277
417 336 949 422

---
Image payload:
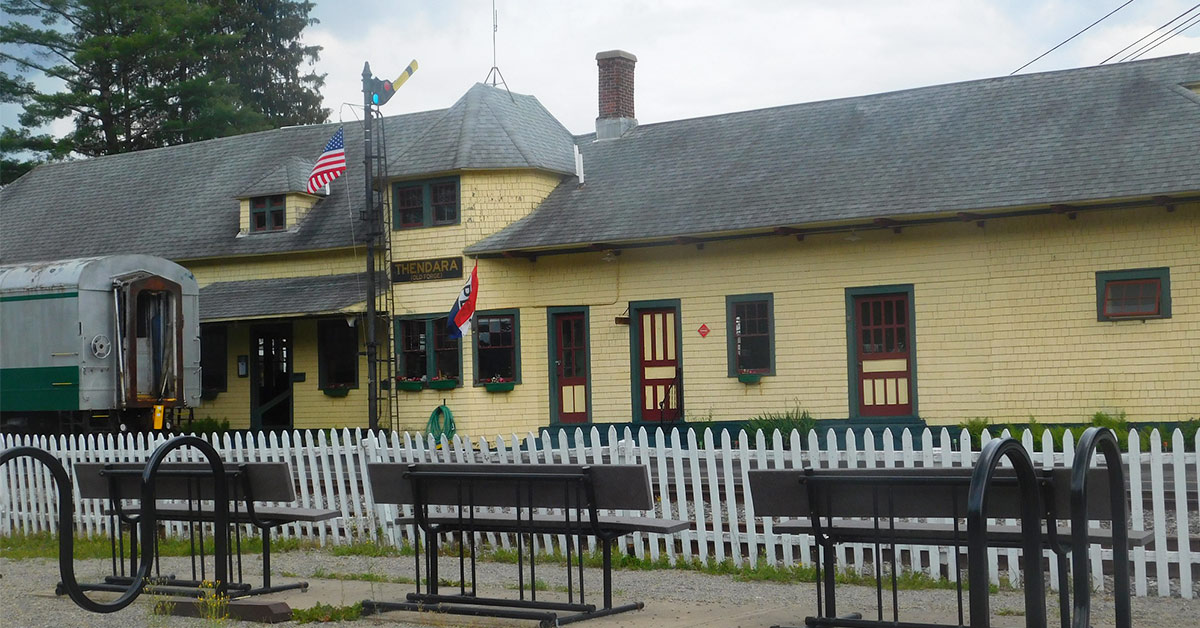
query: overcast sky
307 0 1199 135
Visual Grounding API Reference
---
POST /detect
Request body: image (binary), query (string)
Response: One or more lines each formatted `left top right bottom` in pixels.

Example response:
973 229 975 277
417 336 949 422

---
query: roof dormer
236 157 322 235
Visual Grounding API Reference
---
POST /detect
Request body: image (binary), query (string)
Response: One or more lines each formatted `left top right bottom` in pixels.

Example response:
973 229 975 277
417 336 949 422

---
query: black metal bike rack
1070 427 1131 628
0 436 231 612
967 437 1048 628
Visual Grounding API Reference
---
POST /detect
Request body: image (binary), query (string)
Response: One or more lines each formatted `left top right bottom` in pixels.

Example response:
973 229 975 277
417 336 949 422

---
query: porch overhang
198 273 368 323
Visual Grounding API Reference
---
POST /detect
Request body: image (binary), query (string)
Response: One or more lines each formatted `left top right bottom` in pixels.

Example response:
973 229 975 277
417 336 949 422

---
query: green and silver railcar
0 255 200 433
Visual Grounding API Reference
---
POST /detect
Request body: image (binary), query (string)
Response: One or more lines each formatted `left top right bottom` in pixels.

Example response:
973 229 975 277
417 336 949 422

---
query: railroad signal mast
361 60 417 431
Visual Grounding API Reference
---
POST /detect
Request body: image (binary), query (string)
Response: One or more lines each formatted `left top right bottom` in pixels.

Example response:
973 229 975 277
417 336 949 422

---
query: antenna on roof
483 0 514 102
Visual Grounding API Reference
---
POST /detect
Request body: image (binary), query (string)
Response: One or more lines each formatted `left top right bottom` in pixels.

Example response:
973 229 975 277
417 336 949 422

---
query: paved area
2 551 1198 627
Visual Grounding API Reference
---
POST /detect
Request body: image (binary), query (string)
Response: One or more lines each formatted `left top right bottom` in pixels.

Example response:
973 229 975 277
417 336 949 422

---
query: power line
1123 10 1200 61
1101 3 1200 64
1011 0 1137 75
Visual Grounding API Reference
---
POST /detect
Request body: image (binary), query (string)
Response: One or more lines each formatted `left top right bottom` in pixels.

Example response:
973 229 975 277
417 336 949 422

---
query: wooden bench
364 462 690 627
73 461 338 598
749 460 1148 628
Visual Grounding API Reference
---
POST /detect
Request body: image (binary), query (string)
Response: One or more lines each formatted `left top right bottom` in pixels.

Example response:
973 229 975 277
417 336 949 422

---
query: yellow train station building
2 51 1197 436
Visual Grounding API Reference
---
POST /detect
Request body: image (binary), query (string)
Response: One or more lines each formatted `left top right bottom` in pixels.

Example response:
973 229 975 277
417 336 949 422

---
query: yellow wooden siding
186 250 365 287
286 194 319 227
386 201 1198 436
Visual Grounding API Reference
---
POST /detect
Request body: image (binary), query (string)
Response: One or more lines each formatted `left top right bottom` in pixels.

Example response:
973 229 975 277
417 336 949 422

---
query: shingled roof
198 272 368 321
0 84 573 265
388 83 576 178
467 53 1200 256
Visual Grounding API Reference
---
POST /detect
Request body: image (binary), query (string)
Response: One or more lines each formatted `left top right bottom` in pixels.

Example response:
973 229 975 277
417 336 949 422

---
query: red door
854 294 913 417
554 313 588 423
638 308 681 422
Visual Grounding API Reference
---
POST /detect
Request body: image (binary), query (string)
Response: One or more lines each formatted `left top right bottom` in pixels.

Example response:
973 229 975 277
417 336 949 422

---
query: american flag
307 127 347 194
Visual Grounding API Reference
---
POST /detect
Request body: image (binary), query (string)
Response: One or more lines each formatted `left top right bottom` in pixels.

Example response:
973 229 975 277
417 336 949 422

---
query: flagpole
362 61 380 431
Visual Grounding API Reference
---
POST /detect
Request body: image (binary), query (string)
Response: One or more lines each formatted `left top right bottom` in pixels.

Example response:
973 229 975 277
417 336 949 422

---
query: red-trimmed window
250 195 285 232
392 178 460 229
396 186 424 228
399 319 427 379
1096 268 1171 321
397 317 461 382
1104 279 1160 318
475 312 519 383
431 182 458 225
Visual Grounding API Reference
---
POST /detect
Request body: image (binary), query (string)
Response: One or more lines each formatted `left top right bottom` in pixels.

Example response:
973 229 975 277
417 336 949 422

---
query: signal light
369 78 396 106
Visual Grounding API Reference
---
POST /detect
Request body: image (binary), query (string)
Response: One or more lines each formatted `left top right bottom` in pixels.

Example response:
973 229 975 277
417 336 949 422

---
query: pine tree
0 0 328 184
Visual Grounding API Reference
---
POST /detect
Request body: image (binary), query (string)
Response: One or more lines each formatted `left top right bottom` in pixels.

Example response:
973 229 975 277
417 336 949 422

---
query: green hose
426 404 456 441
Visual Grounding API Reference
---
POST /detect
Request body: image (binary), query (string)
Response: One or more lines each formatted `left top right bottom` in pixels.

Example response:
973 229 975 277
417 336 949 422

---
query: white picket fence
1 426 1196 598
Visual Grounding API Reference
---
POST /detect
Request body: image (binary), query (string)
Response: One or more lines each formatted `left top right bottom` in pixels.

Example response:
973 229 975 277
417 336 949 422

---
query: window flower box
484 381 515 393
737 373 763 384
322 386 351 397
396 380 424 392
428 379 459 391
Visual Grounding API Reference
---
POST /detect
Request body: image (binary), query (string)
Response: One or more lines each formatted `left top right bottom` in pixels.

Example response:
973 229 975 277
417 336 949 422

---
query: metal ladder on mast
368 106 400 431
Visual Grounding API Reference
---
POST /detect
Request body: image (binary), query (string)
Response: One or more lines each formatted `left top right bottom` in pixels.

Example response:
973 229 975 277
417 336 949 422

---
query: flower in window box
484 375 515 392
428 376 458 390
395 376 425 392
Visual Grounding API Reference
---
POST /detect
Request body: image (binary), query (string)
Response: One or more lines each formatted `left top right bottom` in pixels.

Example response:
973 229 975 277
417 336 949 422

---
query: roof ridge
623 52 1199 134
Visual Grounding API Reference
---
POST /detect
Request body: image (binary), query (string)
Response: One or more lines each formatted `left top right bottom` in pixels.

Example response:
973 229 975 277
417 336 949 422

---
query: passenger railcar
0 255 200 433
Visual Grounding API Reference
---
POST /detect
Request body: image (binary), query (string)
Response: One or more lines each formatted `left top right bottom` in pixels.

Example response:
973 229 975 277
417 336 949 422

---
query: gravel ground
3 550 1199 628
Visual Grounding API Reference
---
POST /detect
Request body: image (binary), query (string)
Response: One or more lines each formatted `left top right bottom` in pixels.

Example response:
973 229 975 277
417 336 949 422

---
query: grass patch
482 546 1000 592
284 567 461 588
291 602 362 623
0 531 324 561
327 540 413 558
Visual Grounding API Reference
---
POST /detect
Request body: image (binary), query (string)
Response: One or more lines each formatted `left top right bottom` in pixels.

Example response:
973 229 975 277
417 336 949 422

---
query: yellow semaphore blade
392 60 418 89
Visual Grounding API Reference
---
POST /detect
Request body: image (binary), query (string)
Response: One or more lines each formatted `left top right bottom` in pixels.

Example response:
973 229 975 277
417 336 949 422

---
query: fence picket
720 428 739 567
739 431 758 568
704 428 725 564
1129 430 1147 596
1172 430 1192 598
653 427 675 564
671 428 693 563
1149 431 1169 596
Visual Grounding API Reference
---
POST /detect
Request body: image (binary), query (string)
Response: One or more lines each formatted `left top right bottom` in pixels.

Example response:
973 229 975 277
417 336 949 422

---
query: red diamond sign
698 324 710 338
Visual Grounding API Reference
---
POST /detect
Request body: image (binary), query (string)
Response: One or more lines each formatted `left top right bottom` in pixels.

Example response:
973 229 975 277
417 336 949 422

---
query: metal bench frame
749 429 1132 628
363 462 688 628
72 460 335 599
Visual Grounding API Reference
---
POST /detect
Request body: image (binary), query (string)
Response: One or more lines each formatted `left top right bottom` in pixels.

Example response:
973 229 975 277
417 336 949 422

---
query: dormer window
251 195 286 232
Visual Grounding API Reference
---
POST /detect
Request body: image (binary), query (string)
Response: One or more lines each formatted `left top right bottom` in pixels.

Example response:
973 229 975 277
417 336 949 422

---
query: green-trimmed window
397 317 461 382
474 310 520 384
726 294 775 376
1096 268 1171 321
251 195 285 232
317 319 359 389
200 324 227 396
393 178 460 229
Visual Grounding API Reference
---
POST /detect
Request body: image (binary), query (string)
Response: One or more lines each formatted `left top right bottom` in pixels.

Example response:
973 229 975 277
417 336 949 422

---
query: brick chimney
596 50 637 140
